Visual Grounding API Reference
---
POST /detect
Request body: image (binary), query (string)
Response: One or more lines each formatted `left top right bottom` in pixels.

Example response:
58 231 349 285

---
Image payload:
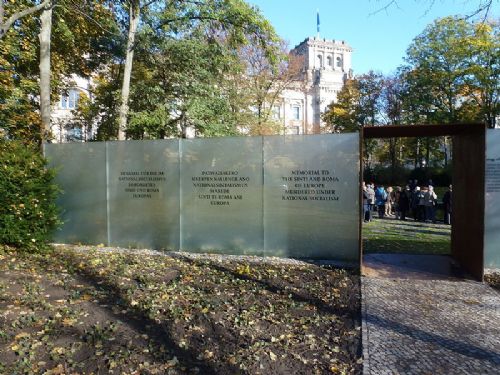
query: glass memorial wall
107 141 180 250
485 129 500 269
180 137 264 255
45 134 360 261
264 134 359 260
44 143 108 244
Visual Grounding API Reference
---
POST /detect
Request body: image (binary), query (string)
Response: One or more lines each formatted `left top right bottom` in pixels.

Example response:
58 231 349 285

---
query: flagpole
316 9 320 38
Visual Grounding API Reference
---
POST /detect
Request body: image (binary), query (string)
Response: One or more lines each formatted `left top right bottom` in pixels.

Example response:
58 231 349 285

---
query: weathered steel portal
361 123 486 281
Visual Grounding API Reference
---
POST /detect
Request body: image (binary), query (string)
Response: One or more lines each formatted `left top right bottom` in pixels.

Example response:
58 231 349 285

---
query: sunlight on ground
363 217 451 255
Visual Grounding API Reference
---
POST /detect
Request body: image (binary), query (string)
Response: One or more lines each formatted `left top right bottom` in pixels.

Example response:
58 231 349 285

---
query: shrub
408 166 452 187
364 165 452 187
0 140 60 251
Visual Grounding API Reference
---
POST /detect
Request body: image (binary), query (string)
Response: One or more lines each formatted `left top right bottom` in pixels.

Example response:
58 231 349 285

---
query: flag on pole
317 9 320 33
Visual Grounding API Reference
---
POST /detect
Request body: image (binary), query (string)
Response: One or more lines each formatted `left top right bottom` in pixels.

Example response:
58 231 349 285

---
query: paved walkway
362 262 500 374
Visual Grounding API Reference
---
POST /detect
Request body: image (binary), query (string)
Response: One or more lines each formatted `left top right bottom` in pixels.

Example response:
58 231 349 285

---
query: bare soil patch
0 246 361 374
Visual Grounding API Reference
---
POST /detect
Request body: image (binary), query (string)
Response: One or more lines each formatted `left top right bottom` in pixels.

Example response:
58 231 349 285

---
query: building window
272 105 281 119
336 56 343 68
60 89 80 110
317 54 323 68
65 127 83 142
327 56 332 67
292 105 301 120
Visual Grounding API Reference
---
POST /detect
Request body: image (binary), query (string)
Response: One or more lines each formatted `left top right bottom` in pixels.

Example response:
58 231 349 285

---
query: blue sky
247 0 499 75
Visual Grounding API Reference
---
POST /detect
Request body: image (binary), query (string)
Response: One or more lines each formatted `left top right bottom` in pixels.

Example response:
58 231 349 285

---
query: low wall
44 134 360 261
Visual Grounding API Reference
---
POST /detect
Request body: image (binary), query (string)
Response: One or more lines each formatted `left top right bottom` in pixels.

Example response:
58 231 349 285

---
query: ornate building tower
280 37 353 134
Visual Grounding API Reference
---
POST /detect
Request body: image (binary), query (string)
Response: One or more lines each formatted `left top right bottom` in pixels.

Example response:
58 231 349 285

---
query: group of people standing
362 181 452 225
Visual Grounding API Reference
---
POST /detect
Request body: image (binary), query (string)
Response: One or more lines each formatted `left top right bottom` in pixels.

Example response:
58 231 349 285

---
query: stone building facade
278 36 353 135
50 74 93 142
50 36 353 141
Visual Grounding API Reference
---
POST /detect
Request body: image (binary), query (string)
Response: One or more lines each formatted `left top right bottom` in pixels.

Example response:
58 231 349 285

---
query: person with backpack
375 185 387 219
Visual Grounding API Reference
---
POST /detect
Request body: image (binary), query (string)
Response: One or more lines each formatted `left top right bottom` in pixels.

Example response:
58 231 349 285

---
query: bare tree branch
465 0 495 21
369 0 399 16
66 0 123 39
0 0 52 40
370 0 496 21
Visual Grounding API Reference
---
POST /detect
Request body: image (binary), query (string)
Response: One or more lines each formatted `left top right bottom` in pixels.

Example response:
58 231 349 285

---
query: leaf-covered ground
0 245 361 375
485 272 500 291
363 217 451 255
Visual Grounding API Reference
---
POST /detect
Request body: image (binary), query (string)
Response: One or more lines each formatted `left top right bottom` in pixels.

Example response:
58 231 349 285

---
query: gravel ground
362 275 500 375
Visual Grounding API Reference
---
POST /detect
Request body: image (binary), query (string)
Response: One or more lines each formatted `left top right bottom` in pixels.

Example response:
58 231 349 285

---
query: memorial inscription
281 169 340 201
485 130 500 268
192 170 251 206
118 170 166 199
486 159 500 193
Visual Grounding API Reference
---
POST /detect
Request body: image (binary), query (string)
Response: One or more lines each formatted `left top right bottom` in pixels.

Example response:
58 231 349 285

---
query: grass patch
363 217 451 255
0 245 361 375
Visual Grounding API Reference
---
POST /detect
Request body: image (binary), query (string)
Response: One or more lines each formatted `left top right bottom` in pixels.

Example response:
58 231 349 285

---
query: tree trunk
39 3 52 141
443 136 448 167
1 0 50 40
118 1 140 140
415 138 420 169
425 137 430 168
389 138 397 183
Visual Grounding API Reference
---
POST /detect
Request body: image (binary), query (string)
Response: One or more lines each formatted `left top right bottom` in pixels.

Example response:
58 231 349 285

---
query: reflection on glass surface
263 134 360 261
44 143 108 244
107 140 180 250
180 137 264 255
485 129 500 268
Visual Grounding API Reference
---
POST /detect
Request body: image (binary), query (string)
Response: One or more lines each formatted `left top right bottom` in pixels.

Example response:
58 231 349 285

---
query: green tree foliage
73 66 123 141
323 16 497 178
321 71 448 173
321 72 385 166
0 1 298 142
0 0 120 142
0 1 43 143
358 71 385 126
321 79 361 133
401 16 499 127
322 71 385 132
462 22 500 127
111 0 281 139
234 42 303 136
0 140 60 251
123 37 243 138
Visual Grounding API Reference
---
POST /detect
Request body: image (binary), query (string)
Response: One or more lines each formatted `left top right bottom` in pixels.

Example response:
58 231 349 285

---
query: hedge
0 140 60 251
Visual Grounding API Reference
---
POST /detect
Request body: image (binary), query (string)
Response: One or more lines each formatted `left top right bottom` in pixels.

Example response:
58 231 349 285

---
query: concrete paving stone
362 276 500 375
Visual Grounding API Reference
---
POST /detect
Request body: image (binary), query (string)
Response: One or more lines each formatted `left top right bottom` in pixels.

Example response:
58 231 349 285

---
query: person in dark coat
411 186 421 220
442 184 452 225
409 179 417 192
398 186 410 220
